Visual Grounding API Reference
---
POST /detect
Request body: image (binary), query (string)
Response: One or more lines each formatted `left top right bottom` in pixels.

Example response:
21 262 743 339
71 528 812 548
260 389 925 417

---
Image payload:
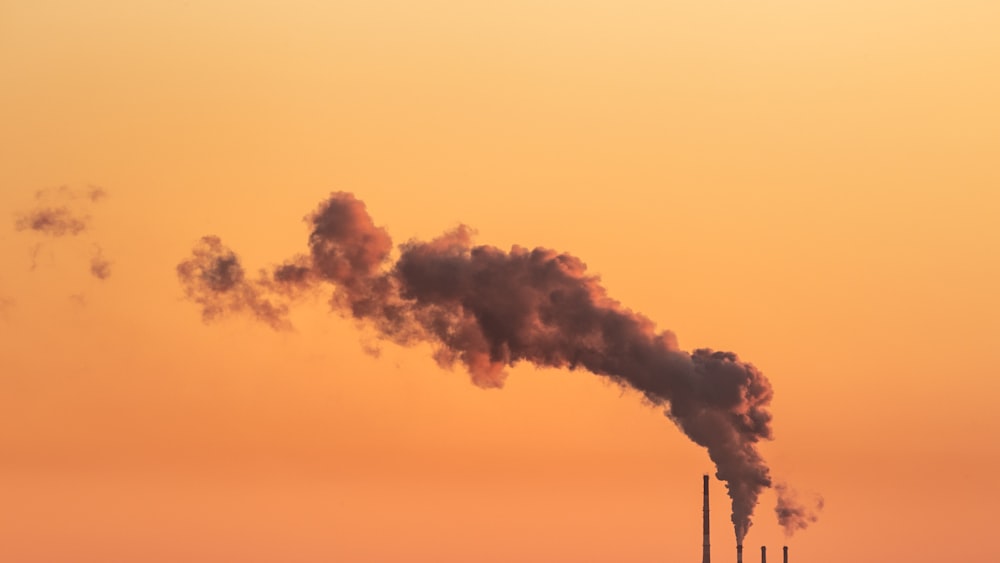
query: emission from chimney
703 475 711 563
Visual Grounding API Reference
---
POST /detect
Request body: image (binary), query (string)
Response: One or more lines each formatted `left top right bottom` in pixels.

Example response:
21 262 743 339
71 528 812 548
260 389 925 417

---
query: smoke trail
178 192 806 540
775 483 824 536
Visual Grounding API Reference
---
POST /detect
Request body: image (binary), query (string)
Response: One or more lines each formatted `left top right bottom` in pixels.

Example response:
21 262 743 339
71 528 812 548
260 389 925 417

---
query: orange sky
1 1 999 561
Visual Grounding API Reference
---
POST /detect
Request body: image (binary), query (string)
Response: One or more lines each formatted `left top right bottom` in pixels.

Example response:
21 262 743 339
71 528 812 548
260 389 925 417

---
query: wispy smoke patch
15 207 89 236
87 245 113 280
33 184 106 202
18 185 109 236
28 243 44 271
13 184 114 278
177 191 817 540
775 483 823 536
176 236 296 331
87 185 108 202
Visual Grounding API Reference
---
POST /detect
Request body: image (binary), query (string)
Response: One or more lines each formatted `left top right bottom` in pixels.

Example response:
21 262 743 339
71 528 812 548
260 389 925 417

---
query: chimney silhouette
703 475 711 563
783 546 788 563
737 544 743 563
761 546 766 563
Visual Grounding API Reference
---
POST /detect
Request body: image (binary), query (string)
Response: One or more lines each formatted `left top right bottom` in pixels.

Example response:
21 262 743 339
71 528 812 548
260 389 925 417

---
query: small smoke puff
176 235 294 330
90 248 112 280
273 261 312 285
307 192 393 285
88 185 108 202
269 257 316 296
775 483 823 536
195 241 244 292
15 207 89 236
177 235 246 309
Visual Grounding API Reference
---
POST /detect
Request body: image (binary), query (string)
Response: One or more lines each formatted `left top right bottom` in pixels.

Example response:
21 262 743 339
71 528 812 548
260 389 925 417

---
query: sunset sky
2 1 999 562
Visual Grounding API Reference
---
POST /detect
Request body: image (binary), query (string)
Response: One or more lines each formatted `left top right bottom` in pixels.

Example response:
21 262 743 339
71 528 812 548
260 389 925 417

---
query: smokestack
703 474 711 563
761 546 766 563
737 544 743 563
783 546 788 563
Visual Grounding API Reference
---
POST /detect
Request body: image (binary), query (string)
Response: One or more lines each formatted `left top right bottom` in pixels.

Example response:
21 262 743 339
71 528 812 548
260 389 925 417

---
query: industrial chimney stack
761 546 766 563
702 475 710 563
783 546 788 563
737 544 743 563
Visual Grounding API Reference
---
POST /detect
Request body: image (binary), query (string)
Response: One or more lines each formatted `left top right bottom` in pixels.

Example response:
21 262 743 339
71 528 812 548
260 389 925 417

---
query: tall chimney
783 546 788 563
761 546 766 563
737 544 743 563
702 475 710 563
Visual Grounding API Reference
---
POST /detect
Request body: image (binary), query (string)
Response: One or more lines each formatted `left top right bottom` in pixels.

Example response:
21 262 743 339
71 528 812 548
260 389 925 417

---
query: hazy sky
2 1 999 562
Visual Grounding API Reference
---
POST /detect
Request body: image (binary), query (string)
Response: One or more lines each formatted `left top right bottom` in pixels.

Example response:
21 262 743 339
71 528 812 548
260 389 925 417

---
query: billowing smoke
775 483 824 536
178 192 814 541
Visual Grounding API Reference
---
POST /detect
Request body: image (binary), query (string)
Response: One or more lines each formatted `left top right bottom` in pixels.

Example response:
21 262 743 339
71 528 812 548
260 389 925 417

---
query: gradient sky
2 1 999 562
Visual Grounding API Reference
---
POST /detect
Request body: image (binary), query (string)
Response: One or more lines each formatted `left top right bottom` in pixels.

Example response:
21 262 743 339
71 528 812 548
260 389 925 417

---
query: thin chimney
703 475 711 563
737 544 743 563
761 546 766 563
783 546 788 563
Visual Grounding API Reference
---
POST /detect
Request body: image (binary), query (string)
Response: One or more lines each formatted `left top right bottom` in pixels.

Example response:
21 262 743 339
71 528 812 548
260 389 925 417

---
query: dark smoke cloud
178 192 814 540
775 483 824 536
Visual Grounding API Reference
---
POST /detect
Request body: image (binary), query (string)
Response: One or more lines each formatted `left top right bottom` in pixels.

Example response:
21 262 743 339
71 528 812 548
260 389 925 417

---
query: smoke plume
775 483 824 536
178 192 812 541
